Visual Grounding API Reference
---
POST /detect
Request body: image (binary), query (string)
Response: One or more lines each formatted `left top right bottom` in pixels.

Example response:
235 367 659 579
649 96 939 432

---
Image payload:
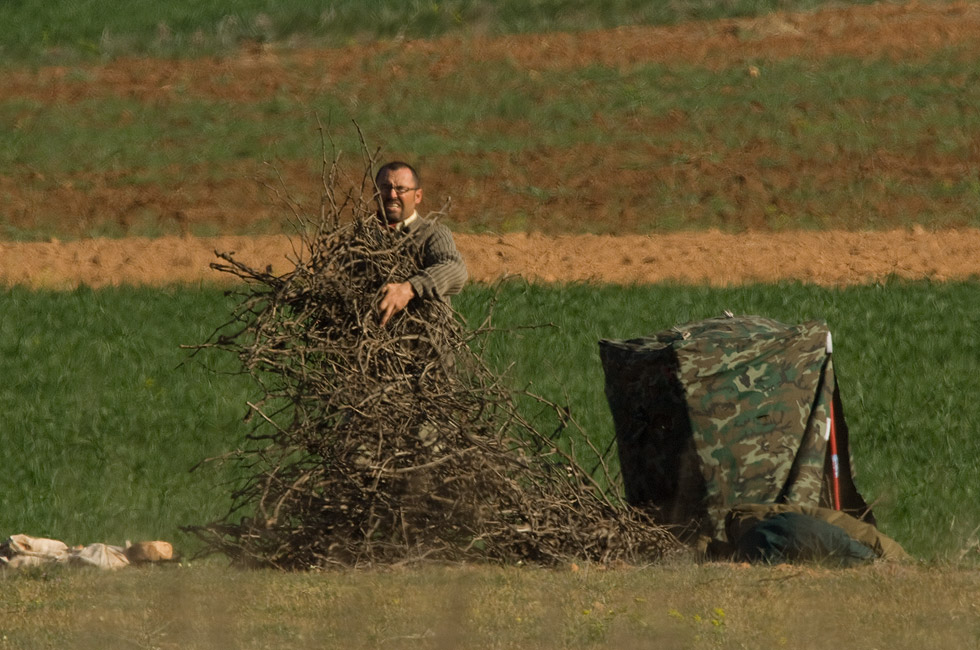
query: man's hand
379 281 415 326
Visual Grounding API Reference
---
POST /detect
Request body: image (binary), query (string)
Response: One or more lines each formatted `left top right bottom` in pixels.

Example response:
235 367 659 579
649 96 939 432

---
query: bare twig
182 132 678 569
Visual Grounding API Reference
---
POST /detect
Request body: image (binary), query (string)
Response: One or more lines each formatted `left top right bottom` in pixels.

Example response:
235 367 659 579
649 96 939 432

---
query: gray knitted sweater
398 215 468 302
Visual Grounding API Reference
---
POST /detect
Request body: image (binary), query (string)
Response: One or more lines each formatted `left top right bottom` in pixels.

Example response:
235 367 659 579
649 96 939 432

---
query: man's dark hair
375 161 421 188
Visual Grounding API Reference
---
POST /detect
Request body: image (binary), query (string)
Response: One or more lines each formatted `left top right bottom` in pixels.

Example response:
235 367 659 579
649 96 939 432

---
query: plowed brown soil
4 2 980 288
3 228 979 289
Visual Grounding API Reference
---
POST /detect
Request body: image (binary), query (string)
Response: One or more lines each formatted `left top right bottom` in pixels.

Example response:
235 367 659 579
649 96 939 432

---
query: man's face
376 167 422 225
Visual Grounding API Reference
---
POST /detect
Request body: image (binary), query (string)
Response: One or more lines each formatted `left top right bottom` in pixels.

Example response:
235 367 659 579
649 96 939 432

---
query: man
375 161 468 326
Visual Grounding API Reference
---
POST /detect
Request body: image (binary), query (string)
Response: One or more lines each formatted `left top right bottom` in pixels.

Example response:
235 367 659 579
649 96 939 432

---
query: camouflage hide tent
599 314 874 542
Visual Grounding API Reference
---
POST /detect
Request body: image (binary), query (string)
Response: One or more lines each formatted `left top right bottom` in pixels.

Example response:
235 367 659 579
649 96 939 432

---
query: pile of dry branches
184 153 677 569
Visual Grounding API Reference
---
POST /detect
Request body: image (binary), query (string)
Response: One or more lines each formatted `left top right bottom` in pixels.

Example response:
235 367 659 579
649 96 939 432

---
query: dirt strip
1 229 977 289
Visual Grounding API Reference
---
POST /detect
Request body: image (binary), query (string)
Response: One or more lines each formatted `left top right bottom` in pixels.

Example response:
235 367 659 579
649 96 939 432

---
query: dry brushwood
183 154 678 569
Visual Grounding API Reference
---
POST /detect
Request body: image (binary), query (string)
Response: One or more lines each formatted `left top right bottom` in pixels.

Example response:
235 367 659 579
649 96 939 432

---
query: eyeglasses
378 184 418 195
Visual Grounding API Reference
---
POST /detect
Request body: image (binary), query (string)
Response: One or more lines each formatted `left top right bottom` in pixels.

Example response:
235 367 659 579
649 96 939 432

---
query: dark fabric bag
732 511 877 566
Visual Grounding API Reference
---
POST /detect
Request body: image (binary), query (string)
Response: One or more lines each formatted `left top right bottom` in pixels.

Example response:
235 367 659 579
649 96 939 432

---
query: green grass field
2 0 979 239
3 281 978 563
0 0 877 62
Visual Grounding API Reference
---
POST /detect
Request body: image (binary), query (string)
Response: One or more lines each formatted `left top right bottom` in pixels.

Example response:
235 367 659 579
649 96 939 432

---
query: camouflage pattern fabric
600 314 865 540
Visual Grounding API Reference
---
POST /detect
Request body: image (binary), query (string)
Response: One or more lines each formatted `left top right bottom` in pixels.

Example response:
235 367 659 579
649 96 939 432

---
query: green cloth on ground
717 503 911 565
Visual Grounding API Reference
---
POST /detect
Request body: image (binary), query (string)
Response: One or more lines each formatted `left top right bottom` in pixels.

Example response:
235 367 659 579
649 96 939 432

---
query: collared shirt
391 211 419 231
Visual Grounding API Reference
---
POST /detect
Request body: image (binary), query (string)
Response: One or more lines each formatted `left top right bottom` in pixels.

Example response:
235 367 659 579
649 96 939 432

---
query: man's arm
379 281 415 327
379 222 467 326
406 223 468 301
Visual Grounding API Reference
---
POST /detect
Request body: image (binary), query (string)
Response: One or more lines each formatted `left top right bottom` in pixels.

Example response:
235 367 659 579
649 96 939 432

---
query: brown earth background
4 2 980 288
4 228 980 289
